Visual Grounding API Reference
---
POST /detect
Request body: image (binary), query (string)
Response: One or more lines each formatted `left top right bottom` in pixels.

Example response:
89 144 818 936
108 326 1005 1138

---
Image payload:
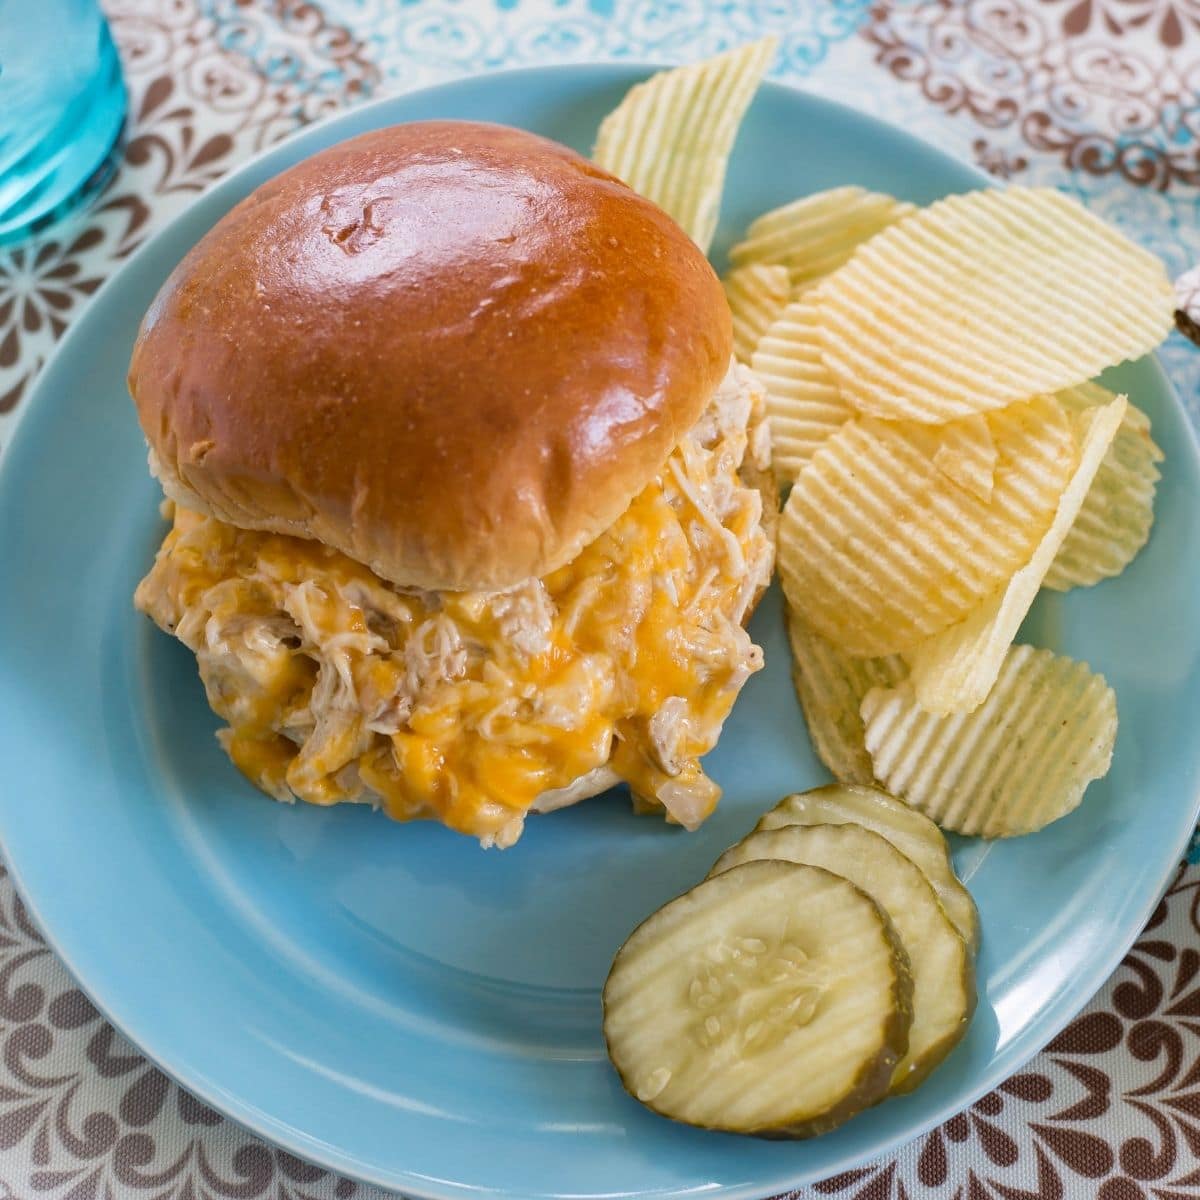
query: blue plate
2 66 1199 1200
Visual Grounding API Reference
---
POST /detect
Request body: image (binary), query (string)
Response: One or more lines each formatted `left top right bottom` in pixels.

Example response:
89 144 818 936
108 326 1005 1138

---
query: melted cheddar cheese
136 363 775 846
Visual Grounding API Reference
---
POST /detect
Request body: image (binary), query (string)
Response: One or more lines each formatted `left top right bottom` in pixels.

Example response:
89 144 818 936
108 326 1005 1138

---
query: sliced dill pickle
602 860 912 1137
756 784 980 952
711 823 975 1092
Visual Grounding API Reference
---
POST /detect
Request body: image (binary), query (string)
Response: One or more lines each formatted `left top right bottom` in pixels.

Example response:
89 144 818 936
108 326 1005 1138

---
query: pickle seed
636 1067 672 1102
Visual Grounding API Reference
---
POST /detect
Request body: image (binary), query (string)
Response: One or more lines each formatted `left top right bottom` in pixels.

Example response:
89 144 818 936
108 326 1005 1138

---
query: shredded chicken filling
136 362 774 847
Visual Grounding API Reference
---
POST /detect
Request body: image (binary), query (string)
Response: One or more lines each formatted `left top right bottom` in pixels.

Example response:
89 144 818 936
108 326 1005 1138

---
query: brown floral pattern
862 0 1200 190
1056 0 1200 49
0 232 107 415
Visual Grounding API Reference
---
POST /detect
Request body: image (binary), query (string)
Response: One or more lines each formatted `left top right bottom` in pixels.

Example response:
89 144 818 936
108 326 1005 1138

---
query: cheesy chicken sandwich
131 121 775 847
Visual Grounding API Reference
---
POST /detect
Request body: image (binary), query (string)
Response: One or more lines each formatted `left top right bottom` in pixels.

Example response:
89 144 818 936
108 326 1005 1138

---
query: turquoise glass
0 0 127 244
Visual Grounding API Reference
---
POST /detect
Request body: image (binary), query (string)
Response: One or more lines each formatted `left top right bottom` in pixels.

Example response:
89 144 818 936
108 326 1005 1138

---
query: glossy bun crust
130 121 732 591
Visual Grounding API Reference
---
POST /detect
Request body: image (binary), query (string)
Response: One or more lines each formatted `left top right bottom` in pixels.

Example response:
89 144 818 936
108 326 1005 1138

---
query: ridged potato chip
593 39 776 253
786 609 907 785
1057 381 1116 411
777 395 1077 656
907 396 1126 716
751 297 856 483
816 188 1175 422
1045 384 1163 591
862 645 1117 837
729 187 916 291
723 264 791 363
931 415 996 502
742 191 921 484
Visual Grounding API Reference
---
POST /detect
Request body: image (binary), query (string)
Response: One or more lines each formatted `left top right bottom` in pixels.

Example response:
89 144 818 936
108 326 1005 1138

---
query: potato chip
786 609 907 785
931 414 996 502
1045 384 1163 591
729 187 916 292
751 297 856 483
777 394 1076 656
816 187 1176 422
723 264 791 363
593 40 776 253
740 191 922 485
907 396 1125 716
1056 381 1115 411
861 645 1117 837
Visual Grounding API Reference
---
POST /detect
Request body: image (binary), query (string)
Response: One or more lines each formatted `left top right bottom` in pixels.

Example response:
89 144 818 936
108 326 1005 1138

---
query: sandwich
131 120 775 847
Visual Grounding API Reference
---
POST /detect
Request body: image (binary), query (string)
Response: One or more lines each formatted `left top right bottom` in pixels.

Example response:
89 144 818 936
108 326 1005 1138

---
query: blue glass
0 0 127 244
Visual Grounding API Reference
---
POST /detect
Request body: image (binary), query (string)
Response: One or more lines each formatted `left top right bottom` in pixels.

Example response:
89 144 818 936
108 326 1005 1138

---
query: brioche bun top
130 120 732 590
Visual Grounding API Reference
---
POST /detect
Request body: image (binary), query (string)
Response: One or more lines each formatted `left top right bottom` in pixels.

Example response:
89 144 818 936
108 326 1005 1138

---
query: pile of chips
730 180 1172 837
597 41 1175 839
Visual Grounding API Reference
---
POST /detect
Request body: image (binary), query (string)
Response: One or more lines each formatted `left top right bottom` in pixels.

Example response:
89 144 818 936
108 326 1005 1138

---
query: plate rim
2 62 1200 1200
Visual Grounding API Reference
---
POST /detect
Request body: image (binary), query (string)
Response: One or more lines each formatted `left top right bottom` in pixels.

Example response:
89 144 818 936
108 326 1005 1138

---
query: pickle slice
756 784 980 952
711 824 975 1092
602 860 912 1137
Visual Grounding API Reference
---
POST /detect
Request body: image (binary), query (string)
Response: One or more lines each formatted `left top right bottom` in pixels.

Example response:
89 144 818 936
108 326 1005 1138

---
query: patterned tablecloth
1 2 1199 1197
